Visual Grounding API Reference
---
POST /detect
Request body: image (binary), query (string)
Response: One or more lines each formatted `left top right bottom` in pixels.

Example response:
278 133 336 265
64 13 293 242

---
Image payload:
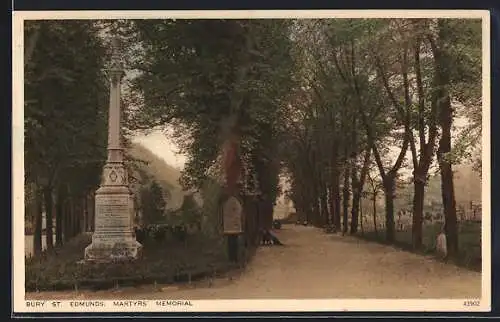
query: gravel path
26 224 481 300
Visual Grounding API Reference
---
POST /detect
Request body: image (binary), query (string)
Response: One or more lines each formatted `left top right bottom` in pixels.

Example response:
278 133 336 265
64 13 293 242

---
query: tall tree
125 19 295 229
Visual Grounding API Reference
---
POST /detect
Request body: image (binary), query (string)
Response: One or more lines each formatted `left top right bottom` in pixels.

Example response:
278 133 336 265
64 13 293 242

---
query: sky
132 130 187 170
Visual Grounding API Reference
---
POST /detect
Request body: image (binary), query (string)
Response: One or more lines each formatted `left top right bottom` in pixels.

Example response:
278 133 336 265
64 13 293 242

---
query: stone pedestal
84 163 142 262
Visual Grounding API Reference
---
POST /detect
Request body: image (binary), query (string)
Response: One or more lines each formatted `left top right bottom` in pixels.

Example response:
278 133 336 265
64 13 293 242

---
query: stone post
84 37 142 262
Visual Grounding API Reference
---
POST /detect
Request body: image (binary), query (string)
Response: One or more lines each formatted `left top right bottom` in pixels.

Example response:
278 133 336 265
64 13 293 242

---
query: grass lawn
357 220 481 272
25 232 250 292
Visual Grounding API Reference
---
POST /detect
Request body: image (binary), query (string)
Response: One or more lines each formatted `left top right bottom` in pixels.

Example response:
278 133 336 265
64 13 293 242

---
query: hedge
26 232 252 292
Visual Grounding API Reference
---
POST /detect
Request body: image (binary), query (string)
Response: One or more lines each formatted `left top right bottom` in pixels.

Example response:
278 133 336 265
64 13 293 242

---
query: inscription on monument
95 195 130 232
223 196 243 234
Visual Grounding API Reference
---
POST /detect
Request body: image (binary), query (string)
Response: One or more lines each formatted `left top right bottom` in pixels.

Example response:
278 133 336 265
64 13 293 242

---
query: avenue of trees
279 19 481 259
23 18 482 260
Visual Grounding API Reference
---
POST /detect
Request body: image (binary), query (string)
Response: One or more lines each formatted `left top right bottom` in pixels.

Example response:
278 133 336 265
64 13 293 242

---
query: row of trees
23 20 164 256
280 19 481 258
24 21 110 256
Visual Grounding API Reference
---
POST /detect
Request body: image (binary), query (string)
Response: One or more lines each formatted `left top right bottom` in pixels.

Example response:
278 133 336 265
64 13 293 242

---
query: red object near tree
223 133 242 194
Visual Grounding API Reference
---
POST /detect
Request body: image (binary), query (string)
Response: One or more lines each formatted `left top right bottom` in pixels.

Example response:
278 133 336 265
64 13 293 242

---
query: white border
12 9 492 314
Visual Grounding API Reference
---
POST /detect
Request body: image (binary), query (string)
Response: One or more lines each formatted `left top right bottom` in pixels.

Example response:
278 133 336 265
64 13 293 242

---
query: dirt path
26 225 481 300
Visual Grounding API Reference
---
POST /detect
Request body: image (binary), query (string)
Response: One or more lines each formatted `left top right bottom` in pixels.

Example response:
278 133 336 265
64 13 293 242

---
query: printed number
463 300 480 306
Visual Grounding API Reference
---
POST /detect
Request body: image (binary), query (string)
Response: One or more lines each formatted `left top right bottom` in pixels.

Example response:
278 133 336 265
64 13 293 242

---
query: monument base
84 186 142 262
84 238 143 262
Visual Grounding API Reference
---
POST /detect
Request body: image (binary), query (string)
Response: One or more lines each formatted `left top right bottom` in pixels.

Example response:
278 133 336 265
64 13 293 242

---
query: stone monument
84 37 142 262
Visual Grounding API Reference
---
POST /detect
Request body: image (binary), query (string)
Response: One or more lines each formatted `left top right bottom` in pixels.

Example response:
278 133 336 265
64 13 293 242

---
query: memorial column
84 37 142 262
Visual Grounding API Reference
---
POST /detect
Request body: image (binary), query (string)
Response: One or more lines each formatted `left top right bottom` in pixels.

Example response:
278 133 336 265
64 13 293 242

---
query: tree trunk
242 195 250 248
69 196 75 239
253 198 259 246
333 175 341 229
360 199 364 234
77 197 83 236
438 130 459 255
255 196 262 236
266 199 274 229
350 164 360 235
342 166 350 233
258 198 273 230
51 194 57 244
311 193 319 226
434 19 459 258
351 149 371 234
55 185 65 247
372 194 378 236
73 197 81 237
409 34 438 250
83 194 88 233
63 198 71 243
411 179 425 249
79 196 85 234
310 167 320 226
325 187 332 225
383 177 396 243
316 197 322 227
33 188 43 257
439 156 458 257
250 196 259 246
43 186 54 251
329 146 341 230
320 184 329 227
350 187 360 234
327 186 333 225
301 173 311 224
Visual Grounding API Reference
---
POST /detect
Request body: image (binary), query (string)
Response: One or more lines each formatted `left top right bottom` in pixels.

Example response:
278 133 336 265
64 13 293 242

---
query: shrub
25 231 244 292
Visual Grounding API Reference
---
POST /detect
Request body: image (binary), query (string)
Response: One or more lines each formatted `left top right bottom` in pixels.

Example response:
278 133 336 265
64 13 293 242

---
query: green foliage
444 19 482 174
24 20 109 193
118 19 295 202
25 233 238 292
140 180 167 225
199 178 224 238
24 20 111 254
177 193 203 226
